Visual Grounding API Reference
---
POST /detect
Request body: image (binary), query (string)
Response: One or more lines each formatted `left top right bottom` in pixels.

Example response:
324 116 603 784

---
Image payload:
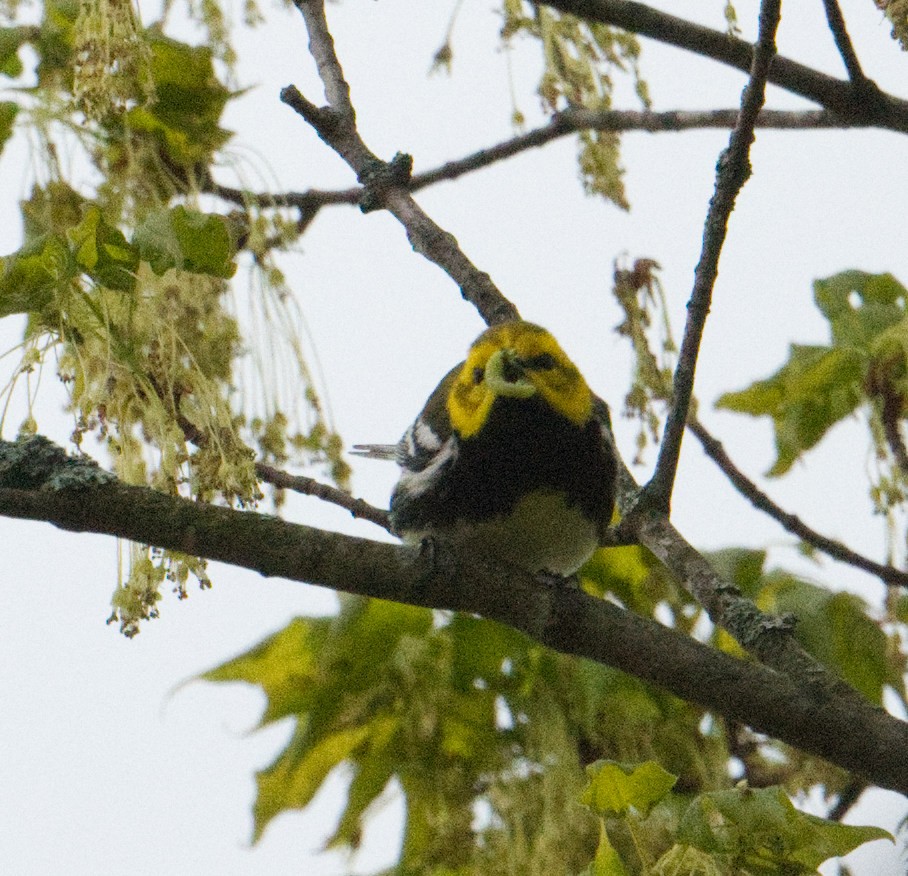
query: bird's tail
350 444 399 461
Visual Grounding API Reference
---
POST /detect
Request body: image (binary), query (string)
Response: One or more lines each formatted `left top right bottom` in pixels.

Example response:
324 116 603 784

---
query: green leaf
123 33 234 169
814 271 908 350
21 182 87 240
581 760 678 818
67 206 139 292
0 27 27 77
581 825 630 876
706 548 768 599
677 785 891 873
254 720 377 841
0 101 17 157
446 612 529 690
202 601 438 844
133 206 237 278
717 343 863 476
762 572 894 705
894 592 908 625
717 271 908 475
201 616 331 725
0 234 75 318
651 844 724 876
325 748 396 850
581 544 651 604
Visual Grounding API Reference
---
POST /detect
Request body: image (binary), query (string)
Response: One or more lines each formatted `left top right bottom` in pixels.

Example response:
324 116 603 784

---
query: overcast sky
2 1 907 873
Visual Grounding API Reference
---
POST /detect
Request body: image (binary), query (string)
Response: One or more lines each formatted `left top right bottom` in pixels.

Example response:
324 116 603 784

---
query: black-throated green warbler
356 321 617 575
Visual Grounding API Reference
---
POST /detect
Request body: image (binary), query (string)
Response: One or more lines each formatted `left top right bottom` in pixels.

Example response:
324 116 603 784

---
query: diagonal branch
687 416 908 589
282 0 518 327
821 0 867 84
538 0 906 129
2 434 908 795
644 0 781 512
611 419 882 697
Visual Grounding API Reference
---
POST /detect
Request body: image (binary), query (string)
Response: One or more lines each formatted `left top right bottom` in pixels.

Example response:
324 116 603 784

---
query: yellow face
446 322 593 439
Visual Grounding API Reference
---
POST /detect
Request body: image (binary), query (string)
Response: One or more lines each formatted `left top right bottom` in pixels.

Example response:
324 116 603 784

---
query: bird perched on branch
354 321 617 575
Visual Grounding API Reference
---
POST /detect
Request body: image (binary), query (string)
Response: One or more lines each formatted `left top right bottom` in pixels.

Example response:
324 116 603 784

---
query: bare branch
865 361 908 480
821 0 867 84
407 108 843 190
612 418 886 702
828 778 869 822
207 109 846 228
3 434 908 796
687 416 908 589
881 411 908 478
256 462 391 531
281 0 518 326
645 0 781 512
539 0 905 129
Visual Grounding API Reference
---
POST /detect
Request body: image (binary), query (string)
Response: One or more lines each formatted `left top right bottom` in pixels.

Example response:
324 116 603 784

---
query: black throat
430 395 613 526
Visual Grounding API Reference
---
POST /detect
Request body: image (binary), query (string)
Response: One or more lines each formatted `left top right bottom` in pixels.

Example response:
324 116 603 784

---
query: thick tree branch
538 0 904 129
281 0 518 326
609 427 883 737
636 510 840 689
645 0 780 512
687 416 908 589
2 435 908 795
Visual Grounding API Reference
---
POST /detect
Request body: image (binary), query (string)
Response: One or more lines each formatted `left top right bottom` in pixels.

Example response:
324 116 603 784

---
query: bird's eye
472 366 484 384
523 352 557 371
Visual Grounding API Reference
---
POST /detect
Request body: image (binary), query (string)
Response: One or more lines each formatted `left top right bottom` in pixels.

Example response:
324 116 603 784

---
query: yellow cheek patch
446 322 594 437
447 343 509 439
533 360 592 426
509 326 593 426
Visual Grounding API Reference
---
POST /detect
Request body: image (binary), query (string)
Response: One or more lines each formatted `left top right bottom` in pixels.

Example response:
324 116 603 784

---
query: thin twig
865 360 908 479
256 462 391 531
827 778 868 822
407 108 841 189
645 0 782 512
821 0 867 83
206 108 846 221
141 373 387 530
282 0 519 327
687 416 908 589
539 0 908 130
880 398 908 478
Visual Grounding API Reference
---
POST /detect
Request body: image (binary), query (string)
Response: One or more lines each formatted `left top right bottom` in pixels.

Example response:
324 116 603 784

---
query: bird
354 321 617 576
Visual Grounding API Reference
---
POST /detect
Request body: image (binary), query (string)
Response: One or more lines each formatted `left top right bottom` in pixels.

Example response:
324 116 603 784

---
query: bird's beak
485 349 536 399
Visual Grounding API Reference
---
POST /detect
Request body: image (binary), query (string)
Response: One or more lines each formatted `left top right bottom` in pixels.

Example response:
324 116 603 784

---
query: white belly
407 490 599 576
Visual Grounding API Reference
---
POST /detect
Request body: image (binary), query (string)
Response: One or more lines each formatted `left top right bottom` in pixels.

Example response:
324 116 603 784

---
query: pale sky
1 1 907 872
